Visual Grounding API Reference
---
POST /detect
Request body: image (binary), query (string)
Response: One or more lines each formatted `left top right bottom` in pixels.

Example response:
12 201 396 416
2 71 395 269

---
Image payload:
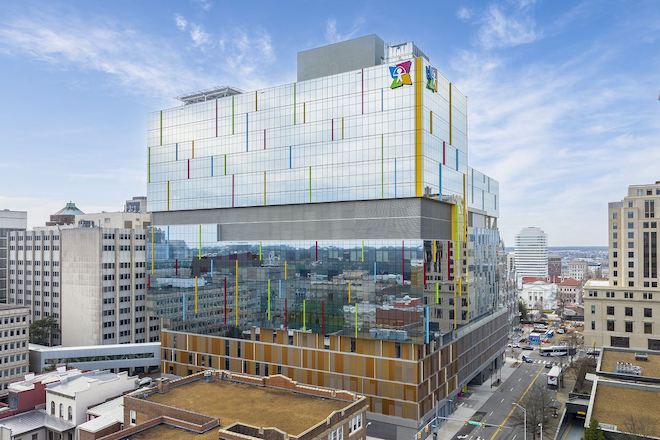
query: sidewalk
438 357 520 440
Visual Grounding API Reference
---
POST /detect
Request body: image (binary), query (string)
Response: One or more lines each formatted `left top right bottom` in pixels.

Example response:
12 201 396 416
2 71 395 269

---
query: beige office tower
7 210 159 346
584 182 659 350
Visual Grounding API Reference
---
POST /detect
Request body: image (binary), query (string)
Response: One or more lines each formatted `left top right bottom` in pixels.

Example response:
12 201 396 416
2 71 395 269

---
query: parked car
513 343 521 348
545 363 553 369
522 346 534 351
522 355 533 363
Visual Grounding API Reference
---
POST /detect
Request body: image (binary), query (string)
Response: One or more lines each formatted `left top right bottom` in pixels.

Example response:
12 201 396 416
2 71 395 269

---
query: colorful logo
426 65 438 92
389 61 413 89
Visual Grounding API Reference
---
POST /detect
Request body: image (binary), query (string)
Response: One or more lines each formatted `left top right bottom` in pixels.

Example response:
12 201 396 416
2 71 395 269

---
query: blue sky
0 0 658 245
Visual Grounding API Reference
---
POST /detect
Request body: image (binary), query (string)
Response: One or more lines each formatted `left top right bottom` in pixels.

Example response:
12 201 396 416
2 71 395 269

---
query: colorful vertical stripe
354 303 358 339
194 276 199 314
414 57 423 197
235 258 239 327
150 227 154 274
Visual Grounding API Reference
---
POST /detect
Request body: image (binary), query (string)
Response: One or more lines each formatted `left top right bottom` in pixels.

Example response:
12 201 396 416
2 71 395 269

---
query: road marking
500 398 505 403
512 435 517 440
489 411 493 417
510 387 515 392
518 377 522 382
490 367 544 440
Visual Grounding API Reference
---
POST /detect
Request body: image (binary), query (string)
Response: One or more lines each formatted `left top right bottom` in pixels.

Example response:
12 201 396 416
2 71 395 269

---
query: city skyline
1 0 659 245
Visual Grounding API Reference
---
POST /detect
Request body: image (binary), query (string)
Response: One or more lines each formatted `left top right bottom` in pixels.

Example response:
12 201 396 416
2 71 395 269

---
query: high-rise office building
0 304 29 397
0 210 27 303
7 211 158 346
548 255 562 278
514 227 548 284
584 182 659 350
148 35 506 435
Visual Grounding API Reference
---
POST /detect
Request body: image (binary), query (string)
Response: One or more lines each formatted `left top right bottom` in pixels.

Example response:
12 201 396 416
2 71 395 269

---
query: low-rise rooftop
146 378 348 436
599 347 660 379
591 380 660 438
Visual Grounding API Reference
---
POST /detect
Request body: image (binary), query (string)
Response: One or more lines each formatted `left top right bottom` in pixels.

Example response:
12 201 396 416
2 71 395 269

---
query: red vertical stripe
423 261 427 288
284 298 288 329
443 141 446 165
224 277 227 326
147 274 151 289
232 174 235 207
175 259 178 276
321 301 325 335
315 241 318 260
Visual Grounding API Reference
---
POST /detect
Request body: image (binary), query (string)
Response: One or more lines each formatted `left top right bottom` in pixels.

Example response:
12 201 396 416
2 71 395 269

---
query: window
51 401 55 415
349 414 363 434
59 403 63 418
625 307 633 317
130 409 137 426
625 321 633 333
607 306 615 315
644 308 653 318
644 322 653 334
611 336 630 348
591 305 596 314
591 321 595 330
68 406 72 421
329 426 343 440
607 320 615 331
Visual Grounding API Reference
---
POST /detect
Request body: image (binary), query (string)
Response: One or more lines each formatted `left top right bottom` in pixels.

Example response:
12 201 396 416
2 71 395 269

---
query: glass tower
147 36 505 427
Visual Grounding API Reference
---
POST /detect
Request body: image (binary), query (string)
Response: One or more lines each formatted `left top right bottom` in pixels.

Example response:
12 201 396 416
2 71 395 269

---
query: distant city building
506 252 516 280
0 305 29 397
568 259 588 281
102 370 368 440
0 210 27 303
148 34 506 434
45 202 84 226
514 227 548 285
7 212 158 346
584 182 659 351
124 196 147 214
558 278 582 306
548 255 562 278
520 280 557 311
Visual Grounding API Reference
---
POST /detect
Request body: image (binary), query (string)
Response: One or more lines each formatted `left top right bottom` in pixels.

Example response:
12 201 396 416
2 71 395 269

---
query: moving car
522 355 533 363
522 346 534 351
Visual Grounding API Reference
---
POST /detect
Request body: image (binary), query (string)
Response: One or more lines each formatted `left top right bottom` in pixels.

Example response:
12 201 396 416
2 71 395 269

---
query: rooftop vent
177 86 243 105
634 353 649 361
615 361 642 376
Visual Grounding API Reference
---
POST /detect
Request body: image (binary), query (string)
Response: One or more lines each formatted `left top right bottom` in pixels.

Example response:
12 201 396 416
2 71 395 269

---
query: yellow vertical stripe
194 276 199 314
414 57 423 197
430 110 433 134
192 140 195 159
166 181 170 211
284 260 288 280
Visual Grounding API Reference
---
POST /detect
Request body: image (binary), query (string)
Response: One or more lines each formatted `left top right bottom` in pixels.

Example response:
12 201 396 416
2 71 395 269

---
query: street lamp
512 402 527 440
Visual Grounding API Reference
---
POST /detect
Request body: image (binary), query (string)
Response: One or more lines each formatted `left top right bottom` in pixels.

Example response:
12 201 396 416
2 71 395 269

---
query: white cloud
457 7 472 21
174 14 187 31
192 0 213 12
325 18 364 43
478 4 540 49
449 32 660 245
189 24 210 46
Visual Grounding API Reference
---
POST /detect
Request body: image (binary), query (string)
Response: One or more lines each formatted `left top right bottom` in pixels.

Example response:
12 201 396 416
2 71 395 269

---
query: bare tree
511 382 555 439
620 414 656 437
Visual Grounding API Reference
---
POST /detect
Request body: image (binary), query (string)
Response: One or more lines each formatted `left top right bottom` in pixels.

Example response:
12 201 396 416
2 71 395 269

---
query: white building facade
0 305 29 397
520 281 557 311
514 227 548 285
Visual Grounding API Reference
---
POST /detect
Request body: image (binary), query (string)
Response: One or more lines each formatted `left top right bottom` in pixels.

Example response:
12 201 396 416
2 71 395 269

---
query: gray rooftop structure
0 410 75 437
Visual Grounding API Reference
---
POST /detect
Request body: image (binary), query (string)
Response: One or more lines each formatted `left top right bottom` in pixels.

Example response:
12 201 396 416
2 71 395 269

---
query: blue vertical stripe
455 150 459 171
278 279 282 299
210 259 214 275
439 163 442 198
175 143 178 161
182 292 187 321
373 261 377 279
425 305 430 344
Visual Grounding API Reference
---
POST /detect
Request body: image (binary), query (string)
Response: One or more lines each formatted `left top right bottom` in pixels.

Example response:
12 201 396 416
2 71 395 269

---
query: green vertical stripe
224 154 227 175
147 146 151 183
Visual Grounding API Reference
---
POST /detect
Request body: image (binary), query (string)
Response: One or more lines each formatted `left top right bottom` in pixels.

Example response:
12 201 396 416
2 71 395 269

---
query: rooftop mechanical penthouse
147 35 506 437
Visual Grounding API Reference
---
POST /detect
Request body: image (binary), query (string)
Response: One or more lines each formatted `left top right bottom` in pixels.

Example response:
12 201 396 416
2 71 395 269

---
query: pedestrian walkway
436 357 519 440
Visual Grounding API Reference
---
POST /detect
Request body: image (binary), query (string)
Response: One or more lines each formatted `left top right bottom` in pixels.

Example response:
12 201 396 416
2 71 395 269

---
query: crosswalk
530 359 553 364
